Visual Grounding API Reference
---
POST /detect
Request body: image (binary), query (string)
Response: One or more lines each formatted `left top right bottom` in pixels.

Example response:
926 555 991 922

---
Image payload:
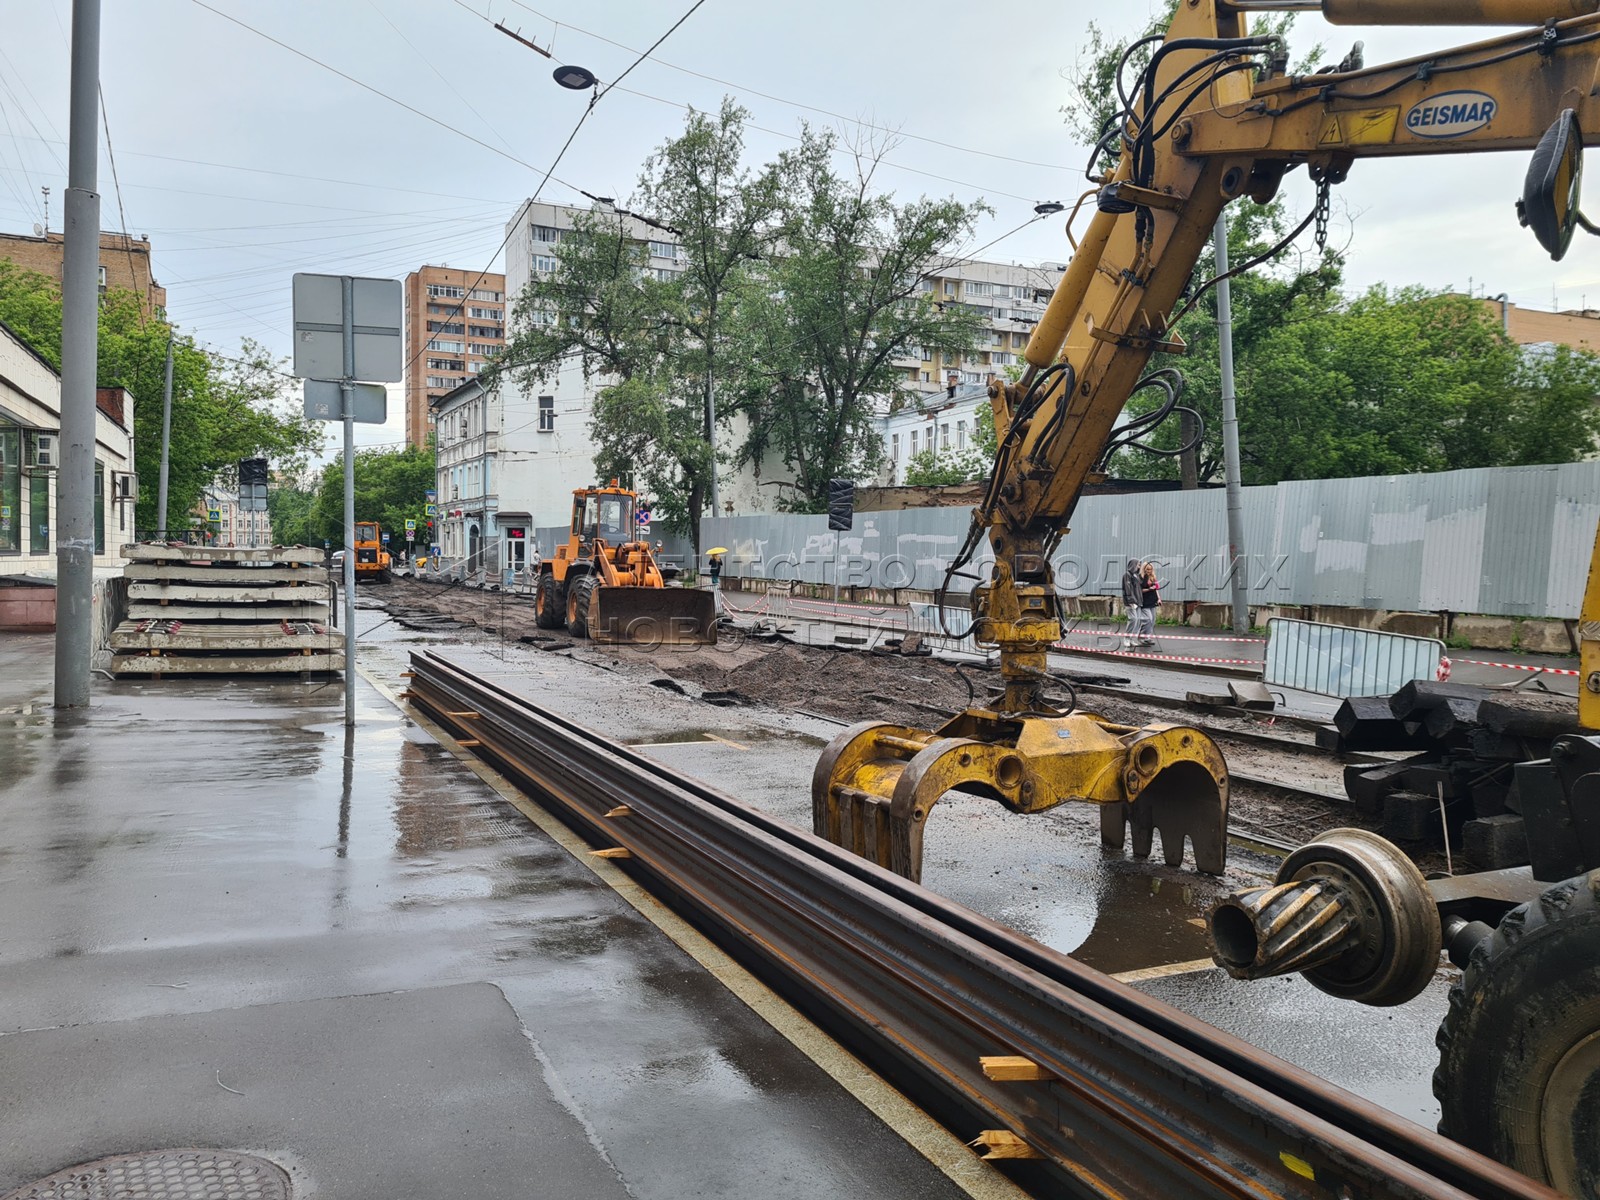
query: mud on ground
376 576 1361 845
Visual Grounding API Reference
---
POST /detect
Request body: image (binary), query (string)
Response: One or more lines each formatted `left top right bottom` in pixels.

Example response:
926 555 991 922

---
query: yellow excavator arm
816 0 1600 883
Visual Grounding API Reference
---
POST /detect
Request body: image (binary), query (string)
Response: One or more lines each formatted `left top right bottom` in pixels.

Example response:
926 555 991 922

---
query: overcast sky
4 0 1599 456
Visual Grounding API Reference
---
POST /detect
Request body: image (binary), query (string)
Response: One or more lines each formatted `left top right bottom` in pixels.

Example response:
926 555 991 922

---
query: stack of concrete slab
110 544 343 677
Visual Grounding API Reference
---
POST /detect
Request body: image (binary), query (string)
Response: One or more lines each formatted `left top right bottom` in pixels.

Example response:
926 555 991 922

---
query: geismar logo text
1406 91 1497 139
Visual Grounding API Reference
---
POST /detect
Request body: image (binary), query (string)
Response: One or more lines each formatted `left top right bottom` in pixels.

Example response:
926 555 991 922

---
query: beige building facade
402 265 506 449
0 321 137 578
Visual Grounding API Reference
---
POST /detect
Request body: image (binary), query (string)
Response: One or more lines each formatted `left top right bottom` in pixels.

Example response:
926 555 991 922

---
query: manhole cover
2 1149 291 1200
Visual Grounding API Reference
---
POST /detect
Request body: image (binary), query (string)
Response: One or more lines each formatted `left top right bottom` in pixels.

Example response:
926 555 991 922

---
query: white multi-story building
878 383 993 484
484 200 1063 528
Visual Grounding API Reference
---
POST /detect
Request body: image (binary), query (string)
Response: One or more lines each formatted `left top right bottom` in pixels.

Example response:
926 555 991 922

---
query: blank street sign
292 273 402 382
304 380 388 424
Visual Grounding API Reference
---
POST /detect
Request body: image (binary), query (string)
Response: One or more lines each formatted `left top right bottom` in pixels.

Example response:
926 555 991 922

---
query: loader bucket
590 585 718 646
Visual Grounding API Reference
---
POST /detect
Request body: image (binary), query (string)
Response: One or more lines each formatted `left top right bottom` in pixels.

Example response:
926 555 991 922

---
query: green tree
724 128 990 510
266 482 318 547
0 262 322 533
499 99 781 547
303 444 435 546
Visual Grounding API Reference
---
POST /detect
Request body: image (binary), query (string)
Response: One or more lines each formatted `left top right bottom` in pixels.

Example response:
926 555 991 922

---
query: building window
531 225 562 243
957 420 967 449
647 240 680 260
467 324 498 339
538 395 555 433
527 308 555 327
940 423 950 450
427 357 465 371
891 433 899 462
909 430 918 456
427 283 465 298
920 371 930 382
532 254 558 274
427 338 463 353
468 342 499 357
918 279 935 292
427 321 464 335
468 306 501 320
427 375 456 389
469 287 502 301
93 462 104 554
650 267 677 283
966 282 992 298
0 420 19 554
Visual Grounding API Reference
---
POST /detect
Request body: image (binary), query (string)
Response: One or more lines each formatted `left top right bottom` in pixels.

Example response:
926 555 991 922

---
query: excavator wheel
535 572 566 630
1434 869 1600 1196
567 575 598 639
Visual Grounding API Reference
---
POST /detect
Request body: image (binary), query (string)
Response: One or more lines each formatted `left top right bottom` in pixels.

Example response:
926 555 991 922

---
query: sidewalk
0 634 982 1199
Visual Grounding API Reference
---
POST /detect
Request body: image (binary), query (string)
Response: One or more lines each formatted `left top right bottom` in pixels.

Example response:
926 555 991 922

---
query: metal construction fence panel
1263 617 1444 698
701 461 1600 619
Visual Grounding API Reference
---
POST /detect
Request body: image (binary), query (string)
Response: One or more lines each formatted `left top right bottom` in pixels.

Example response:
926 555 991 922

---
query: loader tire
568 575 597 640
535 572 566 630
1434 869 1600 1197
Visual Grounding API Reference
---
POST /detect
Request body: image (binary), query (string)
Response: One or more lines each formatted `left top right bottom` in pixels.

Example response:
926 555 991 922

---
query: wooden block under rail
446 710 482 719
606 805 633 818
590 848 633 860
980 1055 1059 1082
969 1130 1043 1160
457 739 482 748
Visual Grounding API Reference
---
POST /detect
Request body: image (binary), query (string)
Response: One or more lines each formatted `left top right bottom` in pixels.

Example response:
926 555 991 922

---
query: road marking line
1111 958 1219 984
704 733 751 750
363 665 1028 1200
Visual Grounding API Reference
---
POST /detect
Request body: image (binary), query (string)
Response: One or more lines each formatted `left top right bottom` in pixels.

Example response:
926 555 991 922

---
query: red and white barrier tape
1455 657 1580 677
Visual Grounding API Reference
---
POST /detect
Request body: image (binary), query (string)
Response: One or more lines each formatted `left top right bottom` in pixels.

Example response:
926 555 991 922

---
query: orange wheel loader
533 482 715 645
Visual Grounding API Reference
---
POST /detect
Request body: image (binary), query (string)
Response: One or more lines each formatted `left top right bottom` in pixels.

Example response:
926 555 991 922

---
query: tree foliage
271 444 435 548
724 128 990 510
0 262 322 533
500 101 992 531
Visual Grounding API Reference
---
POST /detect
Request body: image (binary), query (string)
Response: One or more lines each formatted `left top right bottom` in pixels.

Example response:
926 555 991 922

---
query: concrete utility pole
54 0 102 709
1212 211 1250 635
157 334 174 538
340 277 357 728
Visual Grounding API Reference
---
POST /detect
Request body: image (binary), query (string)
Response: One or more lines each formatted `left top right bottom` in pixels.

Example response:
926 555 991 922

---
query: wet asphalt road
0 630 986 1199
354 601 1460 1130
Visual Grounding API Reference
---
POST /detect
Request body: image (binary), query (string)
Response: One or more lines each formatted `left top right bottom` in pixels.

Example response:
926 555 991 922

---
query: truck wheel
1434 869 1600 1196
568 575 597 639
535 573 566 629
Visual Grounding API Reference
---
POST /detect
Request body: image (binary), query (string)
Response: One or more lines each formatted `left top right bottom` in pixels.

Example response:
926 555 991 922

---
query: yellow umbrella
706 546 729 555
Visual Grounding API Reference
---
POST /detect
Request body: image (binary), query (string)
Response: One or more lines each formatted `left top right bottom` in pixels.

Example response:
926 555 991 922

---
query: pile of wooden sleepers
110 543 343 677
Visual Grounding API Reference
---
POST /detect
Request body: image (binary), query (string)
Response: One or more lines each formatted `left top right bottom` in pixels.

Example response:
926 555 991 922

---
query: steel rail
406 650 1556 1200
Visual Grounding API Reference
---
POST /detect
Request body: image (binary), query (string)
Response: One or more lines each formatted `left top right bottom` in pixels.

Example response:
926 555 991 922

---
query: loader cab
572 490 633 548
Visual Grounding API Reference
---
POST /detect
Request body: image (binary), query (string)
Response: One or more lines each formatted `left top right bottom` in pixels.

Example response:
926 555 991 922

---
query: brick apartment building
402 266 506 449
0 229 166 318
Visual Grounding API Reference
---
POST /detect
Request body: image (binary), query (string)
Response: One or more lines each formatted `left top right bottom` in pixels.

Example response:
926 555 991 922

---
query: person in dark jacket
1121 558 1144 649
708 553 723 588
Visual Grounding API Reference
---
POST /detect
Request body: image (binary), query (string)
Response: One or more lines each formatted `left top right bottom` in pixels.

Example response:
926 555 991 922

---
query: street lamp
553 64 597 90
1033 201 1065 216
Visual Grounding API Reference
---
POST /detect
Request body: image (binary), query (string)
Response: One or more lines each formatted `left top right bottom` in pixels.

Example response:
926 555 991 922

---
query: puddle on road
998 861 1221 975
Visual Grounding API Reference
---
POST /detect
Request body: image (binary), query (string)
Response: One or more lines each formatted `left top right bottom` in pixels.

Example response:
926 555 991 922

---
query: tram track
404 649 1556 1200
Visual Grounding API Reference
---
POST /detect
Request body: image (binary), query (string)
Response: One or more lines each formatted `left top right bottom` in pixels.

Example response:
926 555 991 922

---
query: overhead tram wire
489 0 1083 175
99 85 152 329
391 0 713 391
186 0 583 193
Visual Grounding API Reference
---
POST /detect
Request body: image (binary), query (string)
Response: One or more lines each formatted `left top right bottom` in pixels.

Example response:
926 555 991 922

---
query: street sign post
292 271 402 729
304 380 386 424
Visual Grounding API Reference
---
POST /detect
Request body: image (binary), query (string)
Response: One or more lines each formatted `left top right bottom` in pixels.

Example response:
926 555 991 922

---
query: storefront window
29 472 48 554
0 421 19 554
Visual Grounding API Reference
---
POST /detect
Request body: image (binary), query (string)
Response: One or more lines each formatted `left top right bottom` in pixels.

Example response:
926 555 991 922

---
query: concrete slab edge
358 664 1030 1200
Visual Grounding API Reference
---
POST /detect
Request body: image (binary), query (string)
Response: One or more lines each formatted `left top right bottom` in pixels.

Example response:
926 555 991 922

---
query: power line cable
494 0 1082 175
187 0 583 192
